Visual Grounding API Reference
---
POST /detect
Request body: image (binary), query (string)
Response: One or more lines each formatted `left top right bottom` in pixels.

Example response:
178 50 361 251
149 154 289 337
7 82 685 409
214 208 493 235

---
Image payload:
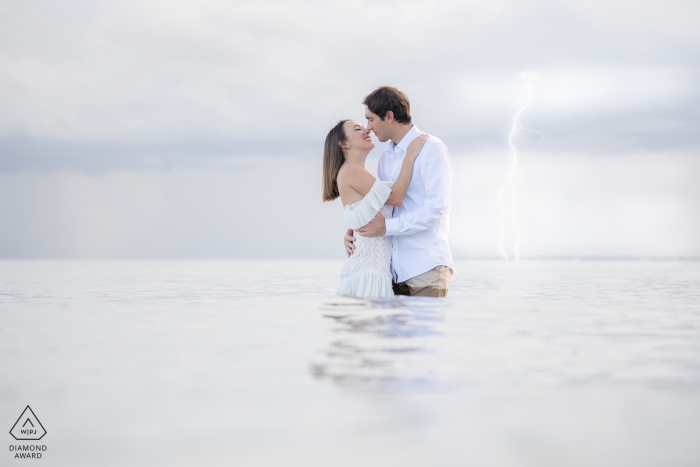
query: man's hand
344 229 355 257
357 212 386 237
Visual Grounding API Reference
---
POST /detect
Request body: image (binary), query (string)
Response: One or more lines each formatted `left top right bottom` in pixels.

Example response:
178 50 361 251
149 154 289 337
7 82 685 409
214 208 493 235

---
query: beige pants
392 266 452 297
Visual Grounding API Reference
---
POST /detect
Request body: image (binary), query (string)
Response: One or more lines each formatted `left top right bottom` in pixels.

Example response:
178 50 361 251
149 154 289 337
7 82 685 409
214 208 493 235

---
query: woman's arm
386 134 429 206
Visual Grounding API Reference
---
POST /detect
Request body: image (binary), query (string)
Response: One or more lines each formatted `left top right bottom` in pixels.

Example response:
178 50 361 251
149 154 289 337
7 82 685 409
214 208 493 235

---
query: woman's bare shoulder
337 162 368 182
338 162 365 173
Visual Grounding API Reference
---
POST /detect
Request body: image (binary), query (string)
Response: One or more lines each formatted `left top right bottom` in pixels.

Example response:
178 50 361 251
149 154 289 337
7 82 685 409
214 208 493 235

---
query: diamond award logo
10 406 46 441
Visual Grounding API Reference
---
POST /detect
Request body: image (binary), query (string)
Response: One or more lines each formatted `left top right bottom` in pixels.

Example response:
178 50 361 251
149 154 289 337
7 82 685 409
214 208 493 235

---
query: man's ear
384 110 394 124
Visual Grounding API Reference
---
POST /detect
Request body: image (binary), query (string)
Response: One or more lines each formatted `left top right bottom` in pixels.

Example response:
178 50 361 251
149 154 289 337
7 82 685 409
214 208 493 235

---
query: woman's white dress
337 180 394 298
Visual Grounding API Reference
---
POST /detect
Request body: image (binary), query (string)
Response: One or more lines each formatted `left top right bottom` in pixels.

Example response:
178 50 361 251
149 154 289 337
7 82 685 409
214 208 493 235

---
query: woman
322 119 428 298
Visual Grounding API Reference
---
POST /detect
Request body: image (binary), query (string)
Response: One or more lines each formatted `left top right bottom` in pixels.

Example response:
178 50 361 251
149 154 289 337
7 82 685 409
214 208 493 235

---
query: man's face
365 108 391 143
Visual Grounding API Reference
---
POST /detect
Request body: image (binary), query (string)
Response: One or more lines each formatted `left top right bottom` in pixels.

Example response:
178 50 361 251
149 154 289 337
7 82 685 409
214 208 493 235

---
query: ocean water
1 259 699 466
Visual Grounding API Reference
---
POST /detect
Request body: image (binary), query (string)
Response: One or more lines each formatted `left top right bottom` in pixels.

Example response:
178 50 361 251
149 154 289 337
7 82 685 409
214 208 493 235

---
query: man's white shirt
377 125 455 283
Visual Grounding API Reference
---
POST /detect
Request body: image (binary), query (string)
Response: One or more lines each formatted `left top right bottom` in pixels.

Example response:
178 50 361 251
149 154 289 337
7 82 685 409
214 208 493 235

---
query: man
345 86 455 297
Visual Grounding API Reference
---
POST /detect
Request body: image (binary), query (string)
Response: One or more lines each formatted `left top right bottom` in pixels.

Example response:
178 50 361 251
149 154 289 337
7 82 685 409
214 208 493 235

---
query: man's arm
384 140 452 236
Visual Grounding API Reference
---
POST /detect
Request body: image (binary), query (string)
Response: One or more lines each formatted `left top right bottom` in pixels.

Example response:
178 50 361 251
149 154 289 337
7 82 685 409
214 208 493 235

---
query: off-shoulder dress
337 180 394 298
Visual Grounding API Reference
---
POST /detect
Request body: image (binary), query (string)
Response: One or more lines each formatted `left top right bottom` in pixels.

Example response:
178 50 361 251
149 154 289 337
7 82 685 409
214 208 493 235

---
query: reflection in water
310 296 451 389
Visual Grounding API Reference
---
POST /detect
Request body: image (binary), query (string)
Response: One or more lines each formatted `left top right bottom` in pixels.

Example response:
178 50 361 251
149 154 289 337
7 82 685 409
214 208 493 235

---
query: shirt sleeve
384 140 452 236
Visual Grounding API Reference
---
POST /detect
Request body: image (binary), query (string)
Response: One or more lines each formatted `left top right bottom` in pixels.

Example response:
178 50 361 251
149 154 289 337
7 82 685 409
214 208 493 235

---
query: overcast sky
0 0 698 258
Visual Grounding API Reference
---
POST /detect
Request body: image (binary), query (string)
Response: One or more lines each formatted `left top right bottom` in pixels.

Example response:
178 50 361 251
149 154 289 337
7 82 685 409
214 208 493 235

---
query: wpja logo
9 406 47 459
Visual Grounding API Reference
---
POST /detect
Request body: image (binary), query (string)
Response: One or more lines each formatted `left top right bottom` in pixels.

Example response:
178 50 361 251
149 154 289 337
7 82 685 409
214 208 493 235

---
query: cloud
0 0 698 168
0 0 698 258
0 151 697 258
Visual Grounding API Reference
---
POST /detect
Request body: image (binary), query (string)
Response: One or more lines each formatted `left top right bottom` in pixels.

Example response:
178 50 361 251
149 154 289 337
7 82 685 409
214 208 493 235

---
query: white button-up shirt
378 125 456 283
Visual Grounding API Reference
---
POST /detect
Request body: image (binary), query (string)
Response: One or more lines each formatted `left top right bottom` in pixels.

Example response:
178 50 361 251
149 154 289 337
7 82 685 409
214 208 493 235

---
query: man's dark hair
362 86 412 124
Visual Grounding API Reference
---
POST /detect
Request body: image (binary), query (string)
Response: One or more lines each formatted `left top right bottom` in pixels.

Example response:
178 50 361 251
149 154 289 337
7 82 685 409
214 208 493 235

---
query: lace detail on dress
337 181 394 298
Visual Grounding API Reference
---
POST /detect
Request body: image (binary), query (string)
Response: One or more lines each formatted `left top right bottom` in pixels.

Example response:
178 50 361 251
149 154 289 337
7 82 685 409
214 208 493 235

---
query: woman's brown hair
322 120 348 202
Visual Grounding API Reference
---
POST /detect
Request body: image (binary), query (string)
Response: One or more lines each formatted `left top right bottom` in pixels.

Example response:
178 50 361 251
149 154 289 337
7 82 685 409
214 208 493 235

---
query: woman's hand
405 134 429 161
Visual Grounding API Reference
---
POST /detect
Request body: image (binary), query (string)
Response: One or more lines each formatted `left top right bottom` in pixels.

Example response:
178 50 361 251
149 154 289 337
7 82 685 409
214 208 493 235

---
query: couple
322 86 455 299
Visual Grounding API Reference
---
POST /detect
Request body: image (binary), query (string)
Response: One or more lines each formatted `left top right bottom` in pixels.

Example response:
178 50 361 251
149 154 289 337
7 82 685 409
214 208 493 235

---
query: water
1 260 699 466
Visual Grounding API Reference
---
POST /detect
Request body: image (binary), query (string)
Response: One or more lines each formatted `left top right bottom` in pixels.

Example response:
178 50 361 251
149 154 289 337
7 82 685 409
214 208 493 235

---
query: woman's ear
338 140 348 150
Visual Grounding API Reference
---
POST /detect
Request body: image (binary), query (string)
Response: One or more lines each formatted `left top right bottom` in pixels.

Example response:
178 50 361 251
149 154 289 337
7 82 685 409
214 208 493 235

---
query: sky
0 0 698 258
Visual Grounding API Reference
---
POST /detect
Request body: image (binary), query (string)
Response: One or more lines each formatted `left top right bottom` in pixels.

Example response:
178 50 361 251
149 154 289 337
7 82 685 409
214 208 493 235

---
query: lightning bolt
498 73 545 260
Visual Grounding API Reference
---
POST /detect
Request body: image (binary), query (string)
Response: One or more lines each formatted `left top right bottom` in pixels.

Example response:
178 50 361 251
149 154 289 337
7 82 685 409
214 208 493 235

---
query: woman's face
342 120 375 152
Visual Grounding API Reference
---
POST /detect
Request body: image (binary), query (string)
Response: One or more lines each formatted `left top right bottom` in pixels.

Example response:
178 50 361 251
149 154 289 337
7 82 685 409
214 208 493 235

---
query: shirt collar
389 125 421 157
